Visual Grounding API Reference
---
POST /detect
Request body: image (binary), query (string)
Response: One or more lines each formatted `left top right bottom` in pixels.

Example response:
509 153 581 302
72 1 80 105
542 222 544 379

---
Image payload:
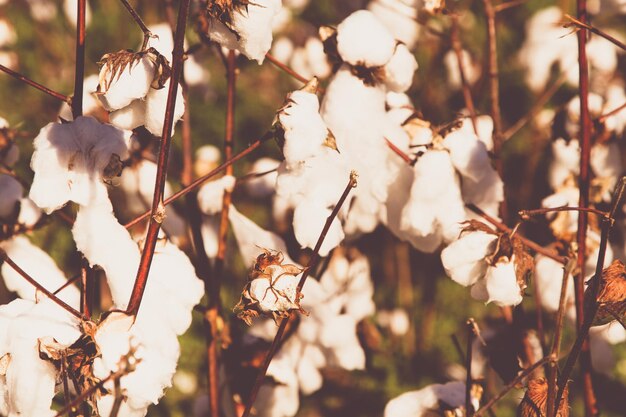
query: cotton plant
97 48 185 136
440 221 532 307
204 0 283 63
384 381 482 417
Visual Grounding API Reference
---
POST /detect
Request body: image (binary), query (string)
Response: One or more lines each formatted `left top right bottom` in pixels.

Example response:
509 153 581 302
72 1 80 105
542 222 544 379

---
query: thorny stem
573 0 597 413
71 0 86 119
450 15 478 134
556 177 626 414
241 172 358 417
125 0 191 317
124 131 273 229
547 258 576 417
119 0 154 50
0 63 70 103
519 206 607 219
465 319 476 417
565 14 626 51
0 249 86 320
474 356 552 417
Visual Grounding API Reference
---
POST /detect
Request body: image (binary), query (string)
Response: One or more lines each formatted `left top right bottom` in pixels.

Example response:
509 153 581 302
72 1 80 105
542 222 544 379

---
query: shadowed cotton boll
97 53 155 111
441 230 497 287
534 254 574 313
144 79 186 136
58 75 102 121
293 202 344 256
245 158 280 198
197 175 236 215
0 174 22 219
336 10 396 67
383 43 418 93
385 381 476 417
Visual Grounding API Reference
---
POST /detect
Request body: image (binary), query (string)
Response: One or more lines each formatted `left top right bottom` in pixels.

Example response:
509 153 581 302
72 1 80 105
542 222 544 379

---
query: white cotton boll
483 258 523 307
297 348 324 395
144 80 185 136
444 49 480 89
63 0 92 27
194 145 221 177
208 0 282 63
0 236 80 307
245 157 280 198
254 383 299 417
147 23 176 61
441 231 497 287
249 265 300 313
73 202 140 308
304 37 331 79
0 51 17 71
197 175 236 215
368 0 420 49
386 91 412 109
109 99 147 131
293 203 344 256
443 129 491 182
336 10 396 67
59 74 102 121
549 138 579 188
587 36 618 74
462 166 504 218
200 217 220 260
591 143 622 181
383 44 418 93
0 299 34 355
28 0 57 22
384 381 468 417
29 117 131 212
0 175 22 219
271 37 294 64
97 54 155 111
17 198 42 228
173 370 198 395
534 255 574 312
381 308 411 336
0 19 16 48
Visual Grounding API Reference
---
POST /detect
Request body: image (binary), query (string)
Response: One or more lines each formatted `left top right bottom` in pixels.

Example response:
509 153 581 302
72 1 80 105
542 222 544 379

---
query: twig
556 177 626 414
123 131 273 229
71 0 86 119
564 14 626 51
519 206 607 219
385 138 413 165
124 0 191 317
450 15 478 134
54 369 127 417
241 172 358 417
264 53 324 93
108 377 123 417
494 0 528 13
52 272 82 295
0 64 70 103
474 356 552 417
0 249 85 320
597 101 626 123
466 319 476 417
60 355 76 417
119 0 154 50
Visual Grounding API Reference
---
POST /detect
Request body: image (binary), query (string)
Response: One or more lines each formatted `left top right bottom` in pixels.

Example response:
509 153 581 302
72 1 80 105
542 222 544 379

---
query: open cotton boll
0 236 80 307
109 98 147 131
293 202 344 256
385 381 470 417
29 116 131 213
441 231 497 287
444 49 480 89
383 44 418 93
535 255 574 312
207 0 282 63
59 74 102 121
0 174 22 218
549 138 579 188
591 143 622 182
244 157 280 198
443 129 491 182
0 19 16 48
248 265 300 313
319 314 365 370
483 258 523 307
97 53 155 111
272 37 294 64
144 80 185 136
336 10 396 67
461 167 504 218
17 198 42 228
254 382 299 417
367 0 420 49
197 175 237 215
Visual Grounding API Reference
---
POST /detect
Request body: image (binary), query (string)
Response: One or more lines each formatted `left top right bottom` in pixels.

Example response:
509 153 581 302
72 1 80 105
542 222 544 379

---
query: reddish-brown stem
241 172 358 417
493 0 528 12
474 355 552 417
385 138 413 164
124 131 272 230
53 272 82 295
597 101 626 123
124 0 191 317
60 356 75 417
519 206 607 219
71 0 86 119
573 1 597 414
265 53 325 93
466 204 567 264
80 260 93 319
119 0 153 50
0 249 85 320
465 319 475 417
53 369 128 417
565 14 626 51
0 64 70 103
450 15 478 134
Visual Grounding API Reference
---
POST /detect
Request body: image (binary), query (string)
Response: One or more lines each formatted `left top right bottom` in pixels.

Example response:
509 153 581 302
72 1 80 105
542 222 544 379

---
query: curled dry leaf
517 377 569 417
589 259 626 326
235 249 305 325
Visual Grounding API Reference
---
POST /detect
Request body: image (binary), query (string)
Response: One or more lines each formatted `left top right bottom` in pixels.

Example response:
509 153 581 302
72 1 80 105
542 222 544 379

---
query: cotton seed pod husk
517 377 569 417
205 0 251 38
589 259 626 326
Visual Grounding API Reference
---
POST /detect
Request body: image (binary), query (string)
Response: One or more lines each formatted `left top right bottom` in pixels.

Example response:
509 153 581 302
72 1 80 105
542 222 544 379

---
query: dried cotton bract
236 250 304 325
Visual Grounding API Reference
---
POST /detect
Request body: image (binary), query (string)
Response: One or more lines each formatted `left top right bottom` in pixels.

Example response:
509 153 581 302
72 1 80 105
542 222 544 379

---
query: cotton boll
443 129 491 182
207 0 282 63
304 37 331 79
293 203 344 256
16 198 42 228
296 346 324 394
0 19 16 48
97 53 155 111
271 37 295 64
378 308 410 336
483 258 523 307
441 231 497 287
200 217 220 260
29 117 132 212
0 175 22 219
194 145 221 177
197 175 236 215
534 255 574 312
0 236 80 307
384 381 468 417
444 49 480 89
549 138 580 188
109 99 147 131
144 80 185 136
254 382 299 417
462 167 504 218
147 23 176 61
383 44 418 93
591 143 621 182
59 74 102 121
27 0 57 22
63 0 92 27
245 157 280 198
368 0 420 49
336 10 396 67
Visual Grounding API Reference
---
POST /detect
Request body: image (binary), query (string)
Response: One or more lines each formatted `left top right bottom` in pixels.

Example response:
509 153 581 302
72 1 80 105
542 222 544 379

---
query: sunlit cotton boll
144 80 186 136
367 0 420 49
59 74 102 121
549 138 580 189
0 19 16 48
383 43 418 93
244 157 280 198
444 49 480 89
481 258 523 307
534 254 574 313
293 202 344 256
207 0 282 63
197 175 237 216
441 230 497 287
97 54 156 111
109 99 147 131
336 10 396 67
385 381 473 417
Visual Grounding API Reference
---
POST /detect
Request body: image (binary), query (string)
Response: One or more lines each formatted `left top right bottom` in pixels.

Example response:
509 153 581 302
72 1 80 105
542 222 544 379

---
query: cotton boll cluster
441 225 528 306
384 381 481 417
206 0 283 63
97 49 185 136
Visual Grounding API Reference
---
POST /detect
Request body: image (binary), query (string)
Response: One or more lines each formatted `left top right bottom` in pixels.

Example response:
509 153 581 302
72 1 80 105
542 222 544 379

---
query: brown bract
517 377 569 417
96 48 171 95
205 0 251 39
590 259 626 326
